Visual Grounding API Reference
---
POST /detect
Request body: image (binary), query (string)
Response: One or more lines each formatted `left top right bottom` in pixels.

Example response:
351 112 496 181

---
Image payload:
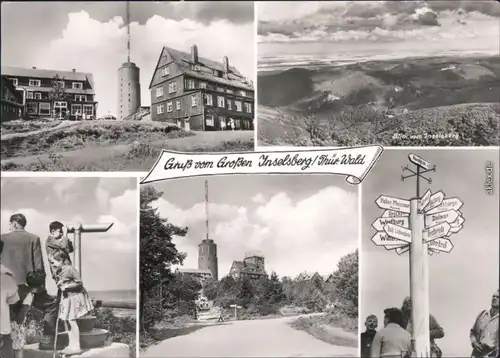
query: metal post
74 224 82 277
410 199 429 356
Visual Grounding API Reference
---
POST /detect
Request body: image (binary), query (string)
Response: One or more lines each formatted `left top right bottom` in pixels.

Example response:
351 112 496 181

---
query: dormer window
194 64 201 71
72 82 83 90
29 79 41 87
11 78 18 86
240 90 246 97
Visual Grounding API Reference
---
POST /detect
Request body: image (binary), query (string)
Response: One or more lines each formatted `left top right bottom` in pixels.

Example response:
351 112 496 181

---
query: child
49 251 93 355
46 221 74 283
9 272 44 358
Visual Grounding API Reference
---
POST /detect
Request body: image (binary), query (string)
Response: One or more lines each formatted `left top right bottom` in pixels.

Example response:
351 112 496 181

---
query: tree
140 185 188 330
48 75 67 120
237 276 255 308
331 250 358 317
202 278 219 301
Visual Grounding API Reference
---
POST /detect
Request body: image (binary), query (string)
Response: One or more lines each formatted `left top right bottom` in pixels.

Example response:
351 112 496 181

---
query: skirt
9 322 25 351
58 291 94 321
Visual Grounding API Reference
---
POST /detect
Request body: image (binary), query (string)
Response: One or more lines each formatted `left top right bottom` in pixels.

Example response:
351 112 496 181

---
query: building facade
198 238 218 281
1 76 24 122
1 66 97 120
118 62 141 120
229 252 267 280
176 268 213 285
149 45 254 131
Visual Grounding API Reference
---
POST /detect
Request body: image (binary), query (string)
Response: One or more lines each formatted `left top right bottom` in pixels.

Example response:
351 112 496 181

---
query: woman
371 308 412 358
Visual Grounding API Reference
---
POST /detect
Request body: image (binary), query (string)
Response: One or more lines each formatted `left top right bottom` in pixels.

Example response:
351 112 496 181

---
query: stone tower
117 1 141 120
244 251 265 272
197 180 218 280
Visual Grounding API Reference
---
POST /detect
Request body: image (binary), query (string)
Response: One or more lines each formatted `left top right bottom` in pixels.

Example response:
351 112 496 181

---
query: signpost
371 153 465 357
230 304 242 320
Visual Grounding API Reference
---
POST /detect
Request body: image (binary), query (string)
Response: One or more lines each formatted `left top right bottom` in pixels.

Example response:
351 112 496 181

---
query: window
176 100 181 110
235 100 242 112
240 90 246 97
205 115 214 127
227 99 232 111
167 102 173 112
156 87 164 97
156 104 164 114
71 104 82 115
194 64 201 71
191 94 197 107
34 93 42 100
75 95 86 102
11 78 18 86
72 82 83 90
226 88 233 94
39 103 50 116
204 94 213 106
54 101 67 108
244 103 252 113
168 82 177 94
161 67 169 77
217 96 225 108
83 104 93 116
200 82 207 89
57 81 65 88
216 87 224 92
26 91 34 99
29 79 41 87
186 79 195 90
27 102 38 114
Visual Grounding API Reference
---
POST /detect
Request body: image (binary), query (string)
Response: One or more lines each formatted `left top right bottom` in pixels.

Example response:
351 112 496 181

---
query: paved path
142 315 357 357
1 130 254 169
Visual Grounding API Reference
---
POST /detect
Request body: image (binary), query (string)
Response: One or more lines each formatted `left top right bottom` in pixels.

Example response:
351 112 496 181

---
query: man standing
470 289 499 358
371 308 412 358
0 214 59 350
401 296 445 358
360 314 378 357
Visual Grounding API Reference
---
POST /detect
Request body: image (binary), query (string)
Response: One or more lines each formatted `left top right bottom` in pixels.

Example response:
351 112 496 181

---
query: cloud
31 11 254 117
156 185 358 278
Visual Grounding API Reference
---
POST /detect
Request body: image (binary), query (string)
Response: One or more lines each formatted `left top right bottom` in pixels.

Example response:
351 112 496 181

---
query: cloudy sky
149 175 358 279
1 1 254 117
258 1 499 64
1 177 137 294
361 148 499 356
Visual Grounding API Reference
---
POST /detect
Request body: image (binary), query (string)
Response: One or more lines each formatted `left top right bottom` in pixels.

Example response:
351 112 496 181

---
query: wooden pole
74 224 82 277
410 198 430 357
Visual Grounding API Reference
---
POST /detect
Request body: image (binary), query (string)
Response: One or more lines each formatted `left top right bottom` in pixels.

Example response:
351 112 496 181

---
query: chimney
72 69 76 72
32 66 36 69
223 56 229 77
191 45 198 64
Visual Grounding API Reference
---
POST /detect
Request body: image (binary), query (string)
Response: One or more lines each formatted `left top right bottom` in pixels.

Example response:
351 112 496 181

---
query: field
257 55 500 146
0 120 254 171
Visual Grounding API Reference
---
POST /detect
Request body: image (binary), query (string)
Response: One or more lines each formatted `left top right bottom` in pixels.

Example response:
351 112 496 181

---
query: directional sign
384 223 412 243
409 153 432 170
450 216 465 228
423 222 451 243
427 238 454 253
385 243 408 250
372 232 409 246
447 224 464 235
396 246 410 255
418 189 431 212
426 197 463 215
373 217 410 231
382 209 409 218
376 195 411 214
425 209 459 227
424 191 445 213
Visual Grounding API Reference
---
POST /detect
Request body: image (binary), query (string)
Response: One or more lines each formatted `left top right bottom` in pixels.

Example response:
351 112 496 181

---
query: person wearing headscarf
370 308 412 358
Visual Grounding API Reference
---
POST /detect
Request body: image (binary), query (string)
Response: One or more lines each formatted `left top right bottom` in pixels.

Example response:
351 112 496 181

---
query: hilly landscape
257 55 500 146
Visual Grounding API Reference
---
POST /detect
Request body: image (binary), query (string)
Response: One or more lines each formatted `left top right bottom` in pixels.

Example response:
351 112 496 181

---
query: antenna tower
126 1 131 62
205 180 209 240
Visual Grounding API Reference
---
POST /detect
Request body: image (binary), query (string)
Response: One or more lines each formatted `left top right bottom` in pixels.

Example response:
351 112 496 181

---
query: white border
135 175 141 358
0 171 148 178
357 179 363 357
253 1 259 150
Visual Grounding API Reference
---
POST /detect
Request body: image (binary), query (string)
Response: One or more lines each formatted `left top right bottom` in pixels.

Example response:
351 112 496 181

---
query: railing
93 300 136 310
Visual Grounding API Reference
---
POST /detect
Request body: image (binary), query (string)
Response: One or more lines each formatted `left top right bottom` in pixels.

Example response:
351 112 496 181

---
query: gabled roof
1 75 23 104
296 271 323 281
149 46 254 92
230 260 266 275
1 66 95 90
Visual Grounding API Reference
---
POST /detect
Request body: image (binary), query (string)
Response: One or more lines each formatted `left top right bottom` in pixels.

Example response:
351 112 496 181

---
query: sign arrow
450 216 465 228
424 191 445 213
427 238 454 253
385 243 408 250
423 222 451 243
425 209 459 227
376 195 411 214
426 197 463 215
384 223 412 243
396 246 410 255
446 224 464 237
418 189 431 213
372 232 409 246
373 217 410 231
382 209 409 218
409 153 432 170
